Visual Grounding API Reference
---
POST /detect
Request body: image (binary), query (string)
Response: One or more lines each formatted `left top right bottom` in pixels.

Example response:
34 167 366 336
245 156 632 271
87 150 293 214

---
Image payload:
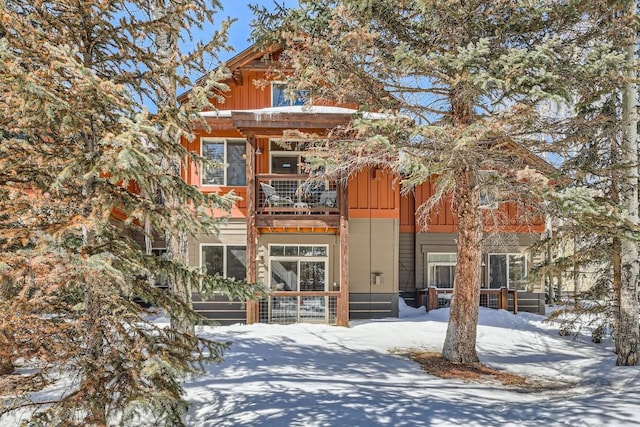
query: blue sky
218 0 298 59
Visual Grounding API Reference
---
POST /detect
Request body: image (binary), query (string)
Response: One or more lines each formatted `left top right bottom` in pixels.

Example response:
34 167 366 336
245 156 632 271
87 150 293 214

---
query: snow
179 303 640 426
3 303 640 426
199 105 391 120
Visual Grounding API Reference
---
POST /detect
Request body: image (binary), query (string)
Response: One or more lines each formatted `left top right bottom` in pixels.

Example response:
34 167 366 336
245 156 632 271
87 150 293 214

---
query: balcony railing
258 291 340 324
256 174 339 216
417 287 519 314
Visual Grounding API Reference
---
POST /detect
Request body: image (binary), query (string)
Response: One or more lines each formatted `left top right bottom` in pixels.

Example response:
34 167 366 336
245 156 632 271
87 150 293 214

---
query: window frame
426 252 457 288
199 243 247 281
200 137 246 187
487 252 527 290
271 82 307 107
267 244 329 292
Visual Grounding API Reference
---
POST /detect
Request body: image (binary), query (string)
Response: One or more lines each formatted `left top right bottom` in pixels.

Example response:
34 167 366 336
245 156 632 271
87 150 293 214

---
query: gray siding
398 233 415 293
517 292 546 315
192 293 247 325
349 293 398 319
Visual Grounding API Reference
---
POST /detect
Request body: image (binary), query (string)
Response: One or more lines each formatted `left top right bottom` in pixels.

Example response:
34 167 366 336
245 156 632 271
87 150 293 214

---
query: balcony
255 174 340 229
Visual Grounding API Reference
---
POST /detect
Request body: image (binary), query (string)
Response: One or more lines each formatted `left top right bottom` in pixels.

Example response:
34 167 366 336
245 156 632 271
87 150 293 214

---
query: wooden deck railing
418 287 518 314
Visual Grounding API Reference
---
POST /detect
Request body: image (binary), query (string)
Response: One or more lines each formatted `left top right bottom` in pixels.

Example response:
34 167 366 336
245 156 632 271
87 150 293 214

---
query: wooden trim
256 215 340 228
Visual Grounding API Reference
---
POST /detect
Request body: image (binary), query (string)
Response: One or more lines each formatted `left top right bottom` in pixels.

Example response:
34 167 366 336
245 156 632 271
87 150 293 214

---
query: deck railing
258 291 342 324
418 287 518 314
256 174 339 216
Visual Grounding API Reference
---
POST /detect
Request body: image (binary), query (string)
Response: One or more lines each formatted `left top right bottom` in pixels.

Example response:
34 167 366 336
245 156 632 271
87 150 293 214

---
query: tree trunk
616 9 639 365
442 165 483 363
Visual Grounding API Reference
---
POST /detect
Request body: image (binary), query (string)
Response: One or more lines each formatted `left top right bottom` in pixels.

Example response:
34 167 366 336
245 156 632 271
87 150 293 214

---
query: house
176 44 547 326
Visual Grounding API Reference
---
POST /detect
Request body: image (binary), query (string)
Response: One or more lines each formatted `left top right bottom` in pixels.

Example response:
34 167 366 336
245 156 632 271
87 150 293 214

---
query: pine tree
0 1 261 424
252 0 593 363
536 0 640 365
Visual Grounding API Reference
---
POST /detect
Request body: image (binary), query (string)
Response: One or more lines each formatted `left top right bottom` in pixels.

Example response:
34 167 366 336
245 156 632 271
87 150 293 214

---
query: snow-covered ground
3 302 640 426
181 302 640 426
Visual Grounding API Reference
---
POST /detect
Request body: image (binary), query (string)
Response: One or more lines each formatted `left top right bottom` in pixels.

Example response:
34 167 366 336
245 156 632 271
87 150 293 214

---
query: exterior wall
209 70 272 110
189 220 248 325
398 233 416 293
347 218 399 319
348 169 399 219
400 180 546 234
187 219 248 266
415 231 543 293
348 218 399 294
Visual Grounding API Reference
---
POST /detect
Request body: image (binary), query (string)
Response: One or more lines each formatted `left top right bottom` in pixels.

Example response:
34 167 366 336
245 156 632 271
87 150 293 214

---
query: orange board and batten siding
400 180 545 234
348 169 399 219
209 70 272 110
181 139 400 221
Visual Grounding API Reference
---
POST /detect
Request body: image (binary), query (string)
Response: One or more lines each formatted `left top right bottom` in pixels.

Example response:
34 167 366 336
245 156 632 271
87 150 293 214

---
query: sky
218 0 299 61
4 302 640 426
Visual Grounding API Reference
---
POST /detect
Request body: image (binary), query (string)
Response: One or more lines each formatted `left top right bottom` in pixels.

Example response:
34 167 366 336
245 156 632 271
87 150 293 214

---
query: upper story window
479 170 499 209
271 82 306 107
201 138 246 186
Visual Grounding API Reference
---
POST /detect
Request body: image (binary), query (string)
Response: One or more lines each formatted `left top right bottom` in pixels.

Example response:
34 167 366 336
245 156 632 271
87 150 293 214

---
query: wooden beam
256 216 340 228
337 178 350 327
246 137 258 324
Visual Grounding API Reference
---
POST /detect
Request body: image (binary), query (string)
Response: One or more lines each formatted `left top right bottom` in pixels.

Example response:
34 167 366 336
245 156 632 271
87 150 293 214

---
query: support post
428 287 438 311
512 289 518 315
337 178 349 326
246 136 258 324
499 287 508 311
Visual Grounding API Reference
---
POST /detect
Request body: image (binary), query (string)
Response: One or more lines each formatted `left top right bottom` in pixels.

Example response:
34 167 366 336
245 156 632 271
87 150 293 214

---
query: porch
258 291 341 324
417 287 519 314
256 174 340 225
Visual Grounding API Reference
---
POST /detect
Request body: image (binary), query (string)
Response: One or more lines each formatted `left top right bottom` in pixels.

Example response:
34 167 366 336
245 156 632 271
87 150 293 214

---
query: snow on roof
199 105 391 120
199 110 233 118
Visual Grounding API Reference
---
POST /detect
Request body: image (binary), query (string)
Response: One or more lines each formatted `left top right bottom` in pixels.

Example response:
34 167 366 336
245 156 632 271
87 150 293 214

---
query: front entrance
267 244 334 323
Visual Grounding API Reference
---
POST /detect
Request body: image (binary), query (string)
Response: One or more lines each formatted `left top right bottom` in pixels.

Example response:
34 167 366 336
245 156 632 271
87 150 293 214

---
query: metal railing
256 174 339 215
418 287 518 314
258 291 339 324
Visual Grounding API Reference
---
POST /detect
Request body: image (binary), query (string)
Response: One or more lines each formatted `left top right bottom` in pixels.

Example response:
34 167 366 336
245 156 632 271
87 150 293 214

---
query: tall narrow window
488 253 526 290
201 138 246 186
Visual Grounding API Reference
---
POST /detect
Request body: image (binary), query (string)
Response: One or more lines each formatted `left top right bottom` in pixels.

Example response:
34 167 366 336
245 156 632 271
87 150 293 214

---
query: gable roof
177 43 281 104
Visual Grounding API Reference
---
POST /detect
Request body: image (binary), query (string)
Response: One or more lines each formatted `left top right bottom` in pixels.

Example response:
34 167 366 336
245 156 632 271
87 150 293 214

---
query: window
488 253 527 290
427 253 457 288
271 83 306 107
479 170 499 209
201 245 247 281
201 138 246 186
268 245 328 291
151 248 170 289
